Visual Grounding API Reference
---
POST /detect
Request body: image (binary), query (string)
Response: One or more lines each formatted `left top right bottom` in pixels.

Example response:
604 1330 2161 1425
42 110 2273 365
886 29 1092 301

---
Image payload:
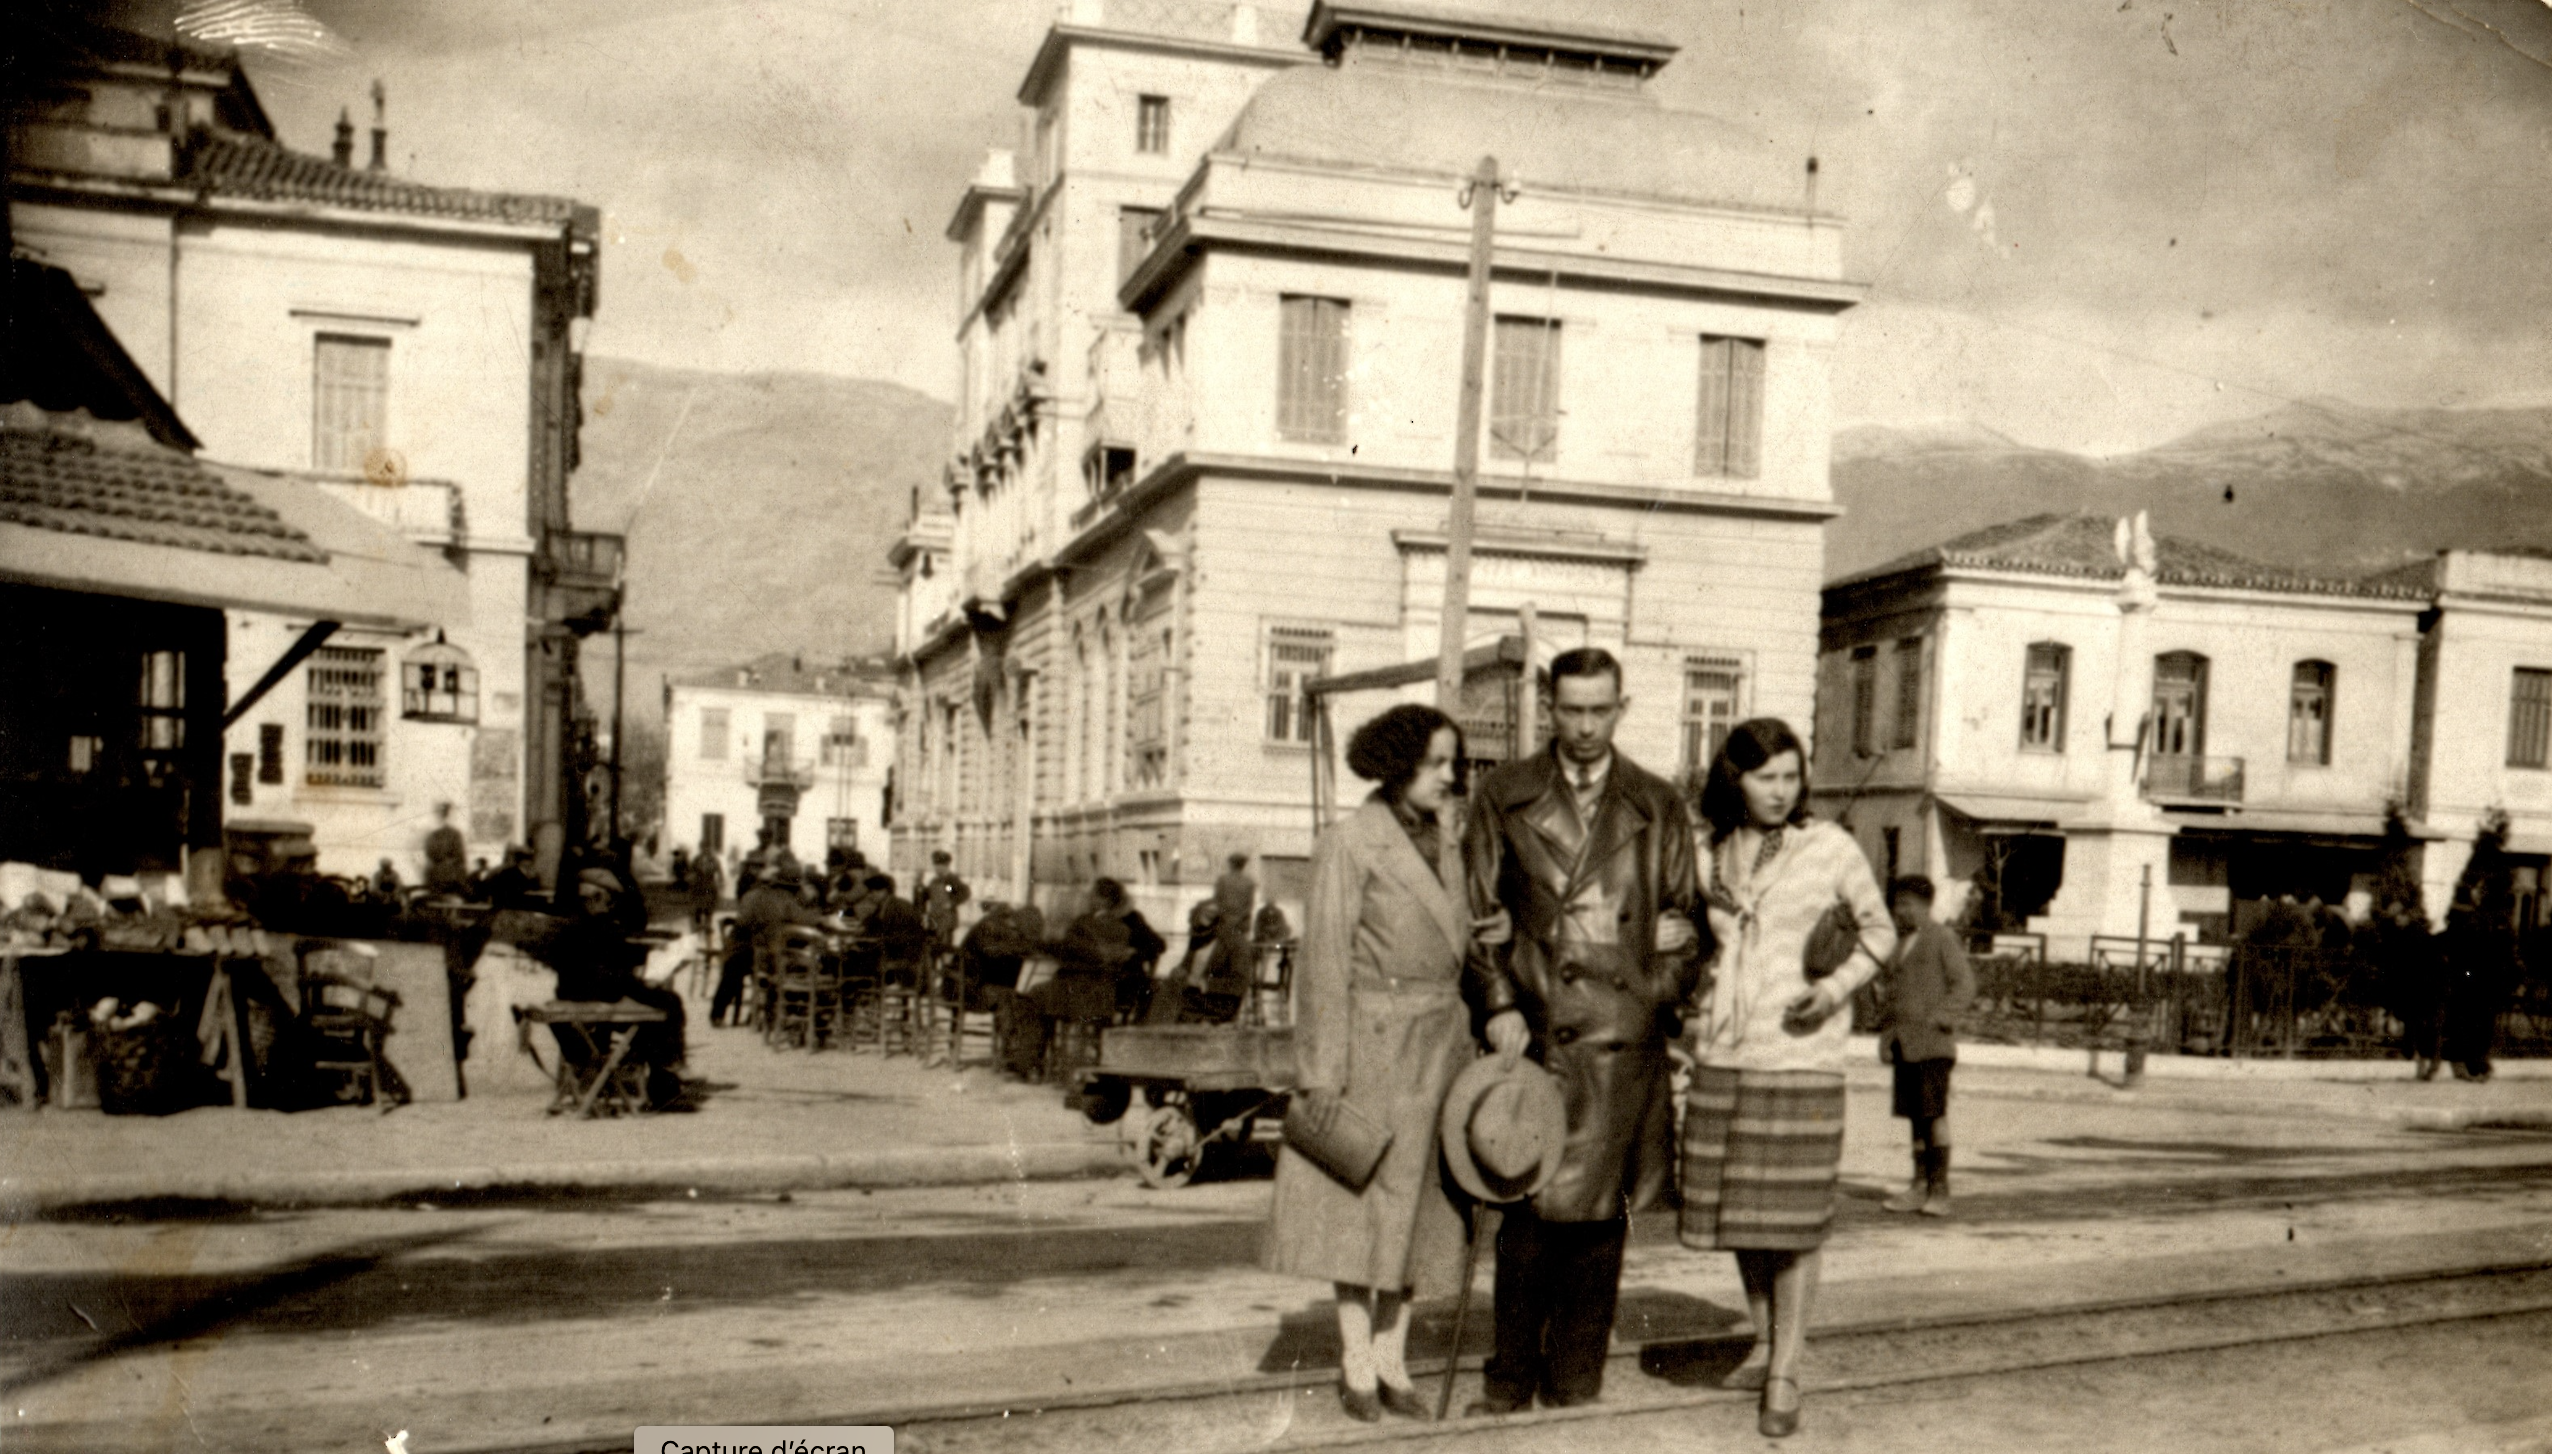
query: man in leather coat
1462 646 1704 1413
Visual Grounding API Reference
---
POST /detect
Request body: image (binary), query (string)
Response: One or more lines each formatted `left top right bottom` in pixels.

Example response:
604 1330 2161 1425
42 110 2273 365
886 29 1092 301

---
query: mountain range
567 357 951 721
1829 399 2552 581
567 359 2551 721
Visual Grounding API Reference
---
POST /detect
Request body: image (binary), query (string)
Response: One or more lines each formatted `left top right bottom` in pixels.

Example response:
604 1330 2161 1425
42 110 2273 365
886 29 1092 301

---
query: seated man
530 868 689 1105
1008 879 1164 1077
717 861 818 1027
861 873 931 986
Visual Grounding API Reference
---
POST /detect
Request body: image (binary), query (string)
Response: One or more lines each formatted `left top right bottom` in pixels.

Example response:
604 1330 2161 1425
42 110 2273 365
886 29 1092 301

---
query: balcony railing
313 477 462 543
2144 754 2245 804
742 756 816 791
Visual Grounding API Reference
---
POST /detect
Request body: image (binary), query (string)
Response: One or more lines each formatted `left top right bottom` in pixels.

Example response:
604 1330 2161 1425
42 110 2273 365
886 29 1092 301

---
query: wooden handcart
1077 1023 1296 1189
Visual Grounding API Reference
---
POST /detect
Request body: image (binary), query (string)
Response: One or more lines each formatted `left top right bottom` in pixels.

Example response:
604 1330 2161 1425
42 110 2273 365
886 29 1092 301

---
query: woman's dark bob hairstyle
1698 716 1813 840
1345 702 1467 802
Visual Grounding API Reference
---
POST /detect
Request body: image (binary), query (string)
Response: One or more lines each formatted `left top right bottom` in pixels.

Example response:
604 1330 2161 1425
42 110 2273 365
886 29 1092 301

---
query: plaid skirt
1677 1067 1847 1252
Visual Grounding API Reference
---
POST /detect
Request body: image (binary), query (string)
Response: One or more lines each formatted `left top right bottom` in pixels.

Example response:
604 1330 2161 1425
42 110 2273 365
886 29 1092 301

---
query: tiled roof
0 405 327 565
1832 512 2429 601
673 652 898 697
179 132 584 229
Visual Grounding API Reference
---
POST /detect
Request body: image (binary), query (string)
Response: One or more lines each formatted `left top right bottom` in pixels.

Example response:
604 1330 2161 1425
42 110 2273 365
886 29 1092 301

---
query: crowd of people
1261 647 1979 1438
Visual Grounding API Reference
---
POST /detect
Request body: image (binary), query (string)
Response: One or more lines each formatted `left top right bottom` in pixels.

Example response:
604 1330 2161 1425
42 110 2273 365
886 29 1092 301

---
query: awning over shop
1934 791 2088 832
0 408 466 630
2164 807 2429 842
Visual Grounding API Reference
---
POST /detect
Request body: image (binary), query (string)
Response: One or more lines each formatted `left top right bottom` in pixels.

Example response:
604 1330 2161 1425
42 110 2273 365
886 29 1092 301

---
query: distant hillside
568 358 952 718
1830 400 2552 582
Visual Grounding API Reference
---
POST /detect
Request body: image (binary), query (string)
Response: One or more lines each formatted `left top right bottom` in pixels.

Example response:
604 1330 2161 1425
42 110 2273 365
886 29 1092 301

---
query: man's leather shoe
1338 1382 1382 1423
1463 1392 1528 1418
1376 1381 1430 1420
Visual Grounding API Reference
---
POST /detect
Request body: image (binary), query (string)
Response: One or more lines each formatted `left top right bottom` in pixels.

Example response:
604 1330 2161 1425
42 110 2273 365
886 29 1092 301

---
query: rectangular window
1136 94 1171 154
1277 295 1349 443
2288 661 2335 766
2152 652 2209 758
820 716 862 768
312 333 388 474
699 707 729 760
1892 637 1924 750
826 817 857 850
2021 643 2069 752
1680 654 1746 775
2511 668 2552 769
1265 625 1334 744
1127 623 1170 788
1117 206 1163 286
229 752 254 806
304 645 386 788
1694 334 1765 478
1490 315 1560 462
762 713 795 769
700 813 725 855
137 649 185 755
257 723 286 784
1849 646 1878 757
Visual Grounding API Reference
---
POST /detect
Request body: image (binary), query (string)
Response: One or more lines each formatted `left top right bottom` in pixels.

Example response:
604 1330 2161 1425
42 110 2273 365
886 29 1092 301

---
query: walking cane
1436 1201 1490 1421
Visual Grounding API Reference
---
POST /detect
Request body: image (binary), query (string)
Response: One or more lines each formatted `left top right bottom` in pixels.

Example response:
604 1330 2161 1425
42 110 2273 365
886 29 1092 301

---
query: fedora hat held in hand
1439 1054 1567 1204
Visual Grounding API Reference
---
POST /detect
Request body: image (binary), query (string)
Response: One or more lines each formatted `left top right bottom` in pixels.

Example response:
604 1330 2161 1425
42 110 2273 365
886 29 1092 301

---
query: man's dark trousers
1481 1203 1629 1407
711 944 752 1025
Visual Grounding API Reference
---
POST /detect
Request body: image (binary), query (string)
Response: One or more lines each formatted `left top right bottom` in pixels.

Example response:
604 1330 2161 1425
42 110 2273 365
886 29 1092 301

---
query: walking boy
1877 876 1975 1217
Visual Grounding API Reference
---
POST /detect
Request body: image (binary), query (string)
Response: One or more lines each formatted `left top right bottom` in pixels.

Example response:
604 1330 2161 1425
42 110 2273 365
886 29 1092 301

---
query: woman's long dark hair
1698 717 1812 841
1345 702 1467 802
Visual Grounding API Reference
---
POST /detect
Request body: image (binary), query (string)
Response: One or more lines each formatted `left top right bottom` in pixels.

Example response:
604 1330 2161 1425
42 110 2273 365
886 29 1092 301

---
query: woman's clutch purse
1802 900 1859 982
1283 1090 1394 1191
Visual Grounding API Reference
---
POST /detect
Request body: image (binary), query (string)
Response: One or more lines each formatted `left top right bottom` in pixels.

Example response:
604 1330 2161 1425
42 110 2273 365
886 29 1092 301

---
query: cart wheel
1135 1102 1202 1189
1079 1076 1133 1126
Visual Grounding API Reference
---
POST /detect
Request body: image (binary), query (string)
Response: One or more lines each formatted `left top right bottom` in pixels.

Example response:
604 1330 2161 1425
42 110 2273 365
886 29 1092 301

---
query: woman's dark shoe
1758 1375 1802 1439
1338 1382 1382 1423
1376 1381 1430 1420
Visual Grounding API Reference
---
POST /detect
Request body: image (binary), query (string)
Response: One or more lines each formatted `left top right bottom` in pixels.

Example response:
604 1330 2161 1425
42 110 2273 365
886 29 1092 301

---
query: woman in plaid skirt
1682 718 1893 1438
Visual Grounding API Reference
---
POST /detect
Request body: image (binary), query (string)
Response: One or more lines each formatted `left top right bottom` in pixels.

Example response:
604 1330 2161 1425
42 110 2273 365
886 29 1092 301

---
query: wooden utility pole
1436 156 1502 715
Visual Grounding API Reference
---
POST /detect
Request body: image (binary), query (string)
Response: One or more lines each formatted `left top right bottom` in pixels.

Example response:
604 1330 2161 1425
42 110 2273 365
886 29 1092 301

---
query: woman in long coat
1681 718 1893 1438
1264 703 1496 1422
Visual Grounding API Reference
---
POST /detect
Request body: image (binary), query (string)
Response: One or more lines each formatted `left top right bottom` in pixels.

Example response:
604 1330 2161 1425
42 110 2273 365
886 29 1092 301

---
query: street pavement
2 960 2549 1453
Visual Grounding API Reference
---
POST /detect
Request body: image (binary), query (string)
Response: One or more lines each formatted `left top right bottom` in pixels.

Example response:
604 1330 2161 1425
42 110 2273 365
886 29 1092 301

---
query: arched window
2289 660 2335 765
400 640 478 724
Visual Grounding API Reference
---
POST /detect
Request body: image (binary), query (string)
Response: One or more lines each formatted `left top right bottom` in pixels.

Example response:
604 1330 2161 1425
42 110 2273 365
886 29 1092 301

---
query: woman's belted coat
1261 795 1470 1298
1461 749 1704 1223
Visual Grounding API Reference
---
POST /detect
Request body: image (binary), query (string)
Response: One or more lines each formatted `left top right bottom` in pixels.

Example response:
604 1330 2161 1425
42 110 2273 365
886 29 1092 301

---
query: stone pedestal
2030 818 2175 962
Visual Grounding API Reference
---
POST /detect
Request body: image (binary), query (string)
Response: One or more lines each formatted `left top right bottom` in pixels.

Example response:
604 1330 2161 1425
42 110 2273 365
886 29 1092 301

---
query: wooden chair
926 946 1003 1068
876 948 926 1056
1246 939 1296 1027
298 952 407 1107
767 925 832 1050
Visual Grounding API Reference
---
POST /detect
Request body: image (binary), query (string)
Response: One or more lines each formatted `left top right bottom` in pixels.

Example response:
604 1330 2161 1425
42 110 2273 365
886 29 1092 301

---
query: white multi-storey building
664 656 897 874
8 20 609 881
893 0 1860 921
1816 513 2552 954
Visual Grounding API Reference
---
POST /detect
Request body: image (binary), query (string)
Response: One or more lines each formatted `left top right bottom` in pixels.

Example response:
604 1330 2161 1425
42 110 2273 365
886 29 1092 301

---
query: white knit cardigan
1689 818 1895 1075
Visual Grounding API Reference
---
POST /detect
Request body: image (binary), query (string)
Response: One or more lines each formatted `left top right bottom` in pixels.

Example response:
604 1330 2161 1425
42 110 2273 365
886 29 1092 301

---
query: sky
181 0 2552 456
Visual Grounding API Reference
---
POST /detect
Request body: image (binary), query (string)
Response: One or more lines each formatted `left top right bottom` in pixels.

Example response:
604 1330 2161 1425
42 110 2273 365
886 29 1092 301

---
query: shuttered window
2021 642 2069 751
2511 668 2552 769
1277 295 1348 442
1695 335 1765 478
312 334 388 474
1490 316 1560 462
